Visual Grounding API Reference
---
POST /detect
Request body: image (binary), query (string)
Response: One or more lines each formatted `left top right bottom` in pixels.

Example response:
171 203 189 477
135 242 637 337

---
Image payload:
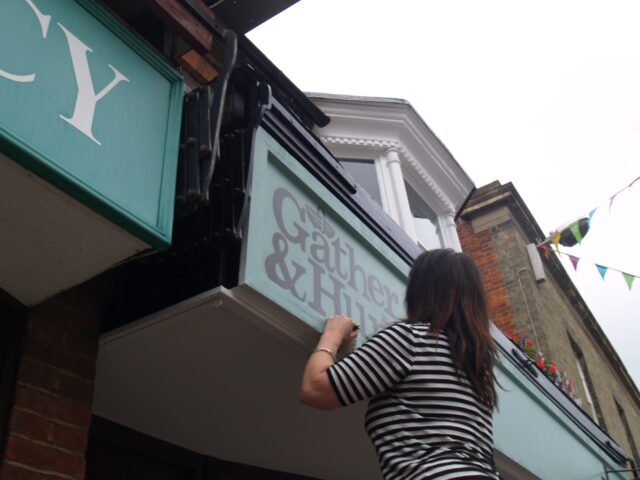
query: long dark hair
405 249 498 410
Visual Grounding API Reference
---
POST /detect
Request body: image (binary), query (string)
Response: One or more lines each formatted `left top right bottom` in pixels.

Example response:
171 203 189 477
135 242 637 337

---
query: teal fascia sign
243 127 625 478
494 356 625 479
0 0 184 249
242 127 410 342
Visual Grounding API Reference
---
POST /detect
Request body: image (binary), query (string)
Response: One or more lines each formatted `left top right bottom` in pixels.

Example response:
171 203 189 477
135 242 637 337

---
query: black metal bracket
175 28 237 215
202 28 237 203
603 461 640 479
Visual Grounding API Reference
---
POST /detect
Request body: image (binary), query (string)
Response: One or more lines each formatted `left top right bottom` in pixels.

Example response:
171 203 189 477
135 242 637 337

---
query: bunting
568 255 580 271
623 273 636 291
569 222 582 245
535 245 639 292
538 175 639 246
539 243 552 259
609 176 639 212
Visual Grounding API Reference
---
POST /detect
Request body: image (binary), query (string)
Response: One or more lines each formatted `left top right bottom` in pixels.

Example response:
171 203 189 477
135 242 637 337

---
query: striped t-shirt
327 322 499 480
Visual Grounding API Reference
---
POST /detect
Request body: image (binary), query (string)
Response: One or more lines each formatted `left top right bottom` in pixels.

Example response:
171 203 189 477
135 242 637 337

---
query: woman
300 249 500 479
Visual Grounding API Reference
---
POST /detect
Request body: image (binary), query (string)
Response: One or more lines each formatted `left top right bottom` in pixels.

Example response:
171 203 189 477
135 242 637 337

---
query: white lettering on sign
25 0 50 38
58 23 129 146
0 0 50 83
0 0 128 146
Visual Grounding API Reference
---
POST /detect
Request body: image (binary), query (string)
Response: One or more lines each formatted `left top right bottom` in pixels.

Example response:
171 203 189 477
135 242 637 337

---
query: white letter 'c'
0 0 51 83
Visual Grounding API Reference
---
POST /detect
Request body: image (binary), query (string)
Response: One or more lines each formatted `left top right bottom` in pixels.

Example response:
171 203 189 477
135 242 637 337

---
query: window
614 399 640 468
338 159 382 205
335 153 454 251
404 180 443 250
569 336 607 429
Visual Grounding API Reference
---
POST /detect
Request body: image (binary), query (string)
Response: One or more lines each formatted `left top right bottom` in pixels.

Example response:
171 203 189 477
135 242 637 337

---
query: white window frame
403 172 447 251
324 137 461 251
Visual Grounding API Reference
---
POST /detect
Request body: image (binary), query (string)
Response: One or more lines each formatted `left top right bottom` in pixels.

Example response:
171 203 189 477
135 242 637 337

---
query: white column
384 148 417 241
442 210 462 252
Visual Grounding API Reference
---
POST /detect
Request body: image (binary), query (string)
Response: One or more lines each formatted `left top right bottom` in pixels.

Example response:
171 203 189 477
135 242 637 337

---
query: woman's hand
300 315 358 411
323 315 358 349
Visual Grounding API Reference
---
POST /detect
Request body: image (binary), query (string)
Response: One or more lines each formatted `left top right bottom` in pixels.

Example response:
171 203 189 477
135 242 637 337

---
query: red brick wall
457 219 516 336
1 289 102 480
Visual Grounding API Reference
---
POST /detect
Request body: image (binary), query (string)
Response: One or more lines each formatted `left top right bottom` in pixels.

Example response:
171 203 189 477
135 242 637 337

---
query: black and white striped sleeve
326 322 415 406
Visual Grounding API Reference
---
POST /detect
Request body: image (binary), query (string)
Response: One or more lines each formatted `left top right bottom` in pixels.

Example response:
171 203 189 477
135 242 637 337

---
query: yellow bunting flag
551 231 561 251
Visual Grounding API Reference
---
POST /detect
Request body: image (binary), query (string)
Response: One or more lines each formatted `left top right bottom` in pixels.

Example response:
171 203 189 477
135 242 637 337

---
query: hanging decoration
623 273 636 291
539 243 552 259
568 255 580 271
609 176 639 212
595 264 608 280
538 175 639 247
535 246 639 291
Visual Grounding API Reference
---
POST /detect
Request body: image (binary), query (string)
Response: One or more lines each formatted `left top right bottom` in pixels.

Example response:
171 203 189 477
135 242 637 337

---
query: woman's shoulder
388 321 450 344
380 321 437 342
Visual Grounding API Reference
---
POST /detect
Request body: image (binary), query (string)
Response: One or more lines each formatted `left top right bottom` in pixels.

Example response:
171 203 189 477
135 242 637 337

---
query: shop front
0 1 632 478
92 83 629 479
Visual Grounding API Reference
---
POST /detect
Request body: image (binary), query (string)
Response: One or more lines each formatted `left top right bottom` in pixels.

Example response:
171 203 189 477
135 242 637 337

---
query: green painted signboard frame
0 0 184 249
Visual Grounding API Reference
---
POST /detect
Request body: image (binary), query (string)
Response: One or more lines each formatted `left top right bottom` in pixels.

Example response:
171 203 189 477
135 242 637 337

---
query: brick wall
1 279 109 480
457 203 640 468
457 219 516 335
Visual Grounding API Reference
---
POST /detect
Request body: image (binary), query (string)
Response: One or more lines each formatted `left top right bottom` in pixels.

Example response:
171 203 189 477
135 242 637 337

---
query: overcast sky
248 0 640 386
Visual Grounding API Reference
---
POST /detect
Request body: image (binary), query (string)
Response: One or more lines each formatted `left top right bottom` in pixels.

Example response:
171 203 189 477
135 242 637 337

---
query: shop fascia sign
242 128 410 341
2 0 128 145
0 0 183 248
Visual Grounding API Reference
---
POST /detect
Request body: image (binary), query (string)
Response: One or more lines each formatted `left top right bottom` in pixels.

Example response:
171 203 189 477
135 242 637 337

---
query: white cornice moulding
320 135 455 215
309 95 474 214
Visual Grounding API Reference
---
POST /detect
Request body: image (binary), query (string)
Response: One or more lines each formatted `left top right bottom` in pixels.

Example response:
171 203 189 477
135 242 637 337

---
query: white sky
248 0 640 386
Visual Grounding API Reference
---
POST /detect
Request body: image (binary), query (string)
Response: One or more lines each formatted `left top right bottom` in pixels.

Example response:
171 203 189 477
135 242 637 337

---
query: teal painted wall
243 127 625 479
0 0 183 249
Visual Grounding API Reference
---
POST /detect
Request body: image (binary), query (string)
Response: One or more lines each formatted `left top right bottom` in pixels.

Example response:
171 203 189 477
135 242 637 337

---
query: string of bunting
536 245 638 291
538 175 640 248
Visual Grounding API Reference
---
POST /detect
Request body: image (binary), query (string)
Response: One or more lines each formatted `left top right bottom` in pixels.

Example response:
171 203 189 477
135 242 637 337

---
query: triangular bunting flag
622 272 635 291
570 222 582 244
609 193 618 212
538 244 552 259
568 255 580 271
551 232 561 251
588 208 597 222
595 264 608 280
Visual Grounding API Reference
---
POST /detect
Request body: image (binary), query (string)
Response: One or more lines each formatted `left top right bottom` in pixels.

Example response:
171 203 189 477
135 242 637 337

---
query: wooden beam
145 0 213 53
180 50 219 83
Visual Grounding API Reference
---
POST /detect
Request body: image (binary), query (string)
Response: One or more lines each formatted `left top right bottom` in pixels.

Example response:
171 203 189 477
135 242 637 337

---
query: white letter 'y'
58 23 129 145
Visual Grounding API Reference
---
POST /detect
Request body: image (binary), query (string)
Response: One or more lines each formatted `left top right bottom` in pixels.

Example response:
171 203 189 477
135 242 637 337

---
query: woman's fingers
324 315 357 339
